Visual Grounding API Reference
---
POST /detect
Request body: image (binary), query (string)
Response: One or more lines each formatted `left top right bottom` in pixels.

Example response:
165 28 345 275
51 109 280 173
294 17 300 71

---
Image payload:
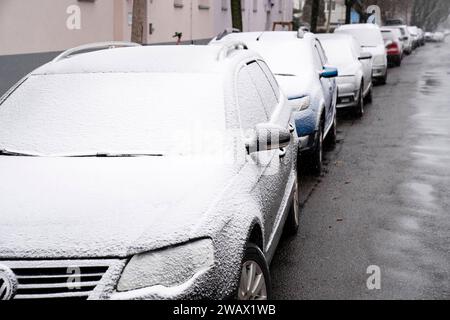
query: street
271 39 450 299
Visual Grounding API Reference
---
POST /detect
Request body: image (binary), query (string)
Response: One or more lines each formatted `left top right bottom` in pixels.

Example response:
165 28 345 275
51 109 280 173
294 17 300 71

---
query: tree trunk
231 0 243 31
131 0 147 44
310 0 320 32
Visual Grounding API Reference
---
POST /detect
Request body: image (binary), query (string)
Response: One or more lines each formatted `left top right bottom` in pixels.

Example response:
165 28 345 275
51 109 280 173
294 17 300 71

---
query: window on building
174 0 183 8
326 1 336 11
221 0 228 11
198 0 210 10
253 0 258 12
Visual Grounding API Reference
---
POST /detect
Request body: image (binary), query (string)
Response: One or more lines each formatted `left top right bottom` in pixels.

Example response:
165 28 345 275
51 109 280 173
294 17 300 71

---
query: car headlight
288 95 310 111
117 239 214 292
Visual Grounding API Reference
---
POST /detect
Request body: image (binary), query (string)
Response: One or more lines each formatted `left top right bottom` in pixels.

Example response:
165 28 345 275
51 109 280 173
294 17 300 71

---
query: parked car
211 31 338 175
385 25 413 55
0 42 300 300
381 29 403 67
407 26 420 49
335 24 388 85
432 32 445 42
316 34 373 118
425 32 434 42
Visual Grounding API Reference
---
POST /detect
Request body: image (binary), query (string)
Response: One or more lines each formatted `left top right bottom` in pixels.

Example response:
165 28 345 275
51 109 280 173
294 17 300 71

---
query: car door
352 39 372 93
313 41 332 128
316 40 336 125
237 61 293 252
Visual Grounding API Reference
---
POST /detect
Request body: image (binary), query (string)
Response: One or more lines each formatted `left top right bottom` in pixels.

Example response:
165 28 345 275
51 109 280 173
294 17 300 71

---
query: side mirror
320 67 338 78
245 123 291 154
401 36 408 41
359 52 373 60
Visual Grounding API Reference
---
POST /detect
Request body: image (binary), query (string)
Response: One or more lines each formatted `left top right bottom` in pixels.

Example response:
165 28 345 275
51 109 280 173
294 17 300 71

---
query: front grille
2 260 114 300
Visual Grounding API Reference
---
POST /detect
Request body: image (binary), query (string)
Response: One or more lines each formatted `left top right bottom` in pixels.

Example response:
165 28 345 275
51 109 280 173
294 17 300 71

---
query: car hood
275 74 312 100
0 157 237 259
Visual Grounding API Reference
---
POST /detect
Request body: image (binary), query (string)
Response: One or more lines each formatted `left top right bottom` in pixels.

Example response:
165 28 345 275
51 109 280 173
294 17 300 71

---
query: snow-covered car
425 32 434 42
317 34 373 118
432 32 445 42
210 31 338 176
381 29 403 67
0 42 300 300
335 24 388 85
387 25 414 54
407 26 420 49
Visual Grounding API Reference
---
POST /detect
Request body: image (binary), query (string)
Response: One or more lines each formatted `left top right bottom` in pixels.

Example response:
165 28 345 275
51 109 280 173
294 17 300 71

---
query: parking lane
271 40 450 299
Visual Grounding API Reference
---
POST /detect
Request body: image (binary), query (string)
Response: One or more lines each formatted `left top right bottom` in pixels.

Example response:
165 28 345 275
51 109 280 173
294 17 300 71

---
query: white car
0 42 299 300
335 24 388 84
317 34 373 118
407 26 420 49
211 30 339 175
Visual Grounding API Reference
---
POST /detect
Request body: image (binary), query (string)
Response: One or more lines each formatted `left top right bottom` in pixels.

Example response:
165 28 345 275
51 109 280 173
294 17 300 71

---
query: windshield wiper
67 152 164 158
0 149 37 157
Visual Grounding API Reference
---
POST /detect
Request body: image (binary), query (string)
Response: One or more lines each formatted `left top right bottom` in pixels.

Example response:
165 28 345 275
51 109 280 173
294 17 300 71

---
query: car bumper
337 82 358 108
372 64 386 78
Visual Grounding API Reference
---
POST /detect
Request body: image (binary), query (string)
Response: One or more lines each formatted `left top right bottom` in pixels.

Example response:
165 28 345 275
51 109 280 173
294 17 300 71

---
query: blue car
211 30 338 175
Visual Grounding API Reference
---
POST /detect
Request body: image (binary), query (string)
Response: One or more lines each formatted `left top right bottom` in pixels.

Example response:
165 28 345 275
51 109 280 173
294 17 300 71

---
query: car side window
315 41 328 65
246 61 278 117
257 61 281 102
237 65 268 130
312 46 323 71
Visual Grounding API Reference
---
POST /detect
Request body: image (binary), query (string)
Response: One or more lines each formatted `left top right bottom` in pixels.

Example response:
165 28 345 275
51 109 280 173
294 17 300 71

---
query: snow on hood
0 157 237 259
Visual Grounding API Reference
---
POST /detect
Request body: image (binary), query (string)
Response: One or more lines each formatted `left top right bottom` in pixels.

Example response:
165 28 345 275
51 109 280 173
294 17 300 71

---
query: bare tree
303 0 326 31
411 0 450 31
231 0 243 31
131 0 147 44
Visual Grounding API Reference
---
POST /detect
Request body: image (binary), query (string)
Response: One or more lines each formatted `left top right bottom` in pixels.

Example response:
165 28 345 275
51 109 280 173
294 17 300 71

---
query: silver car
317 34 373 118
0 42 299 300
335 24 388 85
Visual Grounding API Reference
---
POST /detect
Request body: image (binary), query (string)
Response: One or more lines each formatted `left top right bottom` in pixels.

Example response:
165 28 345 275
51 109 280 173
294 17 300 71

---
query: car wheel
310 121 324 176
237 244 271 300
364 85 373 104
284 174 300 236
379 71 388 85
354 86 364 118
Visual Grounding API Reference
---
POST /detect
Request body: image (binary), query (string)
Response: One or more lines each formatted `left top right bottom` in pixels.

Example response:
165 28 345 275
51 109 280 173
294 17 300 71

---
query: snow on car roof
337 23 381 30
33 45 241 75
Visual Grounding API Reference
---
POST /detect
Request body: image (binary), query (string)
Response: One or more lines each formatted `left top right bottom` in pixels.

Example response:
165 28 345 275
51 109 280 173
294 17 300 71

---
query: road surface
271 39 450 299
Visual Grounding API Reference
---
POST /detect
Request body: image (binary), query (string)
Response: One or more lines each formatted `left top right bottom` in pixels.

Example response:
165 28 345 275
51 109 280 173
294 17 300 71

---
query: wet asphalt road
271 39 450 299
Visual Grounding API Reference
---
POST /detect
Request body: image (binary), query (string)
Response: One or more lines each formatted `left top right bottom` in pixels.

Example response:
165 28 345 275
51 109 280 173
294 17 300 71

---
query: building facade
0 0 294 56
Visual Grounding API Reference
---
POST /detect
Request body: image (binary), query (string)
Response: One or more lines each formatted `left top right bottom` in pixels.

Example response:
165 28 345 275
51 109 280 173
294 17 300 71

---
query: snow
0 73 226 156
335 25 384 47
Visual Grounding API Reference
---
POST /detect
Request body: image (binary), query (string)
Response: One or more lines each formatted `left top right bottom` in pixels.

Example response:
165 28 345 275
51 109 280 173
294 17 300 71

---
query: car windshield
336 28 383 47
0 72 226 156
250 42 314 77
320 39 356 67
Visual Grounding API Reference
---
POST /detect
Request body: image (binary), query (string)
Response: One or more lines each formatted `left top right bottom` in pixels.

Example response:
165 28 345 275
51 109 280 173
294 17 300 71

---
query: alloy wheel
238 261 268 300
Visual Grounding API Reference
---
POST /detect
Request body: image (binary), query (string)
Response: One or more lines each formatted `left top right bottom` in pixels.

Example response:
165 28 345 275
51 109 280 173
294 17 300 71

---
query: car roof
32 45 256 76
213 31 316 45
316 33 356 43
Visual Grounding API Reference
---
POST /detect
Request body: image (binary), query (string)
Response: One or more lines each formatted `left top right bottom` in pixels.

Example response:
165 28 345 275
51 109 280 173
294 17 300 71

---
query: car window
315 40 328 65
312 47 323 71
257 60 280 102
246 61 278 118
237 65 268 130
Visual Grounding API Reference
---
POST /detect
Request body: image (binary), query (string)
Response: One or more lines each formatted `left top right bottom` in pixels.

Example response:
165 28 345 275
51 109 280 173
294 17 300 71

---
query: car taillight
387 42 400 55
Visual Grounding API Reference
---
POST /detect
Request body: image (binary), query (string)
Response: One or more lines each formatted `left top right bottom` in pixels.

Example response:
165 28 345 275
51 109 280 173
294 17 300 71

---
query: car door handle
279 148 287 158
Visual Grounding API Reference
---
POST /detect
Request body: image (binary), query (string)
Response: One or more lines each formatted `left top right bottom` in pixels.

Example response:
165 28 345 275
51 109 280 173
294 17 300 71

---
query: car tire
396 57 402 67
309 120 324 176
364 85 373 104
284 174 300 236
354 86 364 118
379 72 387 85
236 244 271 300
